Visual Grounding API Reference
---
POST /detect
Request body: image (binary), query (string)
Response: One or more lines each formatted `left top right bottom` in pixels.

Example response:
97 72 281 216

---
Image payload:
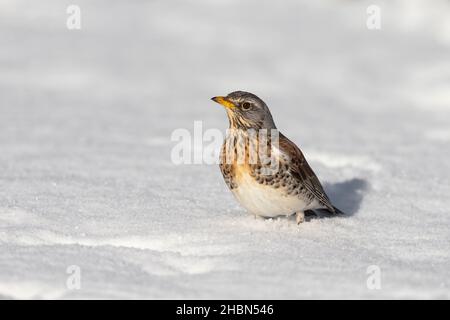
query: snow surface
0 0 449 299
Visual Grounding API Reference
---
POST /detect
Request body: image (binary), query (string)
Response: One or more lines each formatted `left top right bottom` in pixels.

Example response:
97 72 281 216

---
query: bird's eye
242 102 251 110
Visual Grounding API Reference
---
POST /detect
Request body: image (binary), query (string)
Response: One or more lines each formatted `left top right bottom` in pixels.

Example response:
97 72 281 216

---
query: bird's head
212 91 276 130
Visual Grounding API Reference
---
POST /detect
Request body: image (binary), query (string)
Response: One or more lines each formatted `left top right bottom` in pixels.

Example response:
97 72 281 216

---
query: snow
0 0 449 299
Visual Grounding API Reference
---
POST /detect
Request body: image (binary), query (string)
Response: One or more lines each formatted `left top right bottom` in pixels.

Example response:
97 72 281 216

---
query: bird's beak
211 96 236 109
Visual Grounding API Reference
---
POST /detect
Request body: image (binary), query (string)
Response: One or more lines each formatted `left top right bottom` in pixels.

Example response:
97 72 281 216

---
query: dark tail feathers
332 206 345 214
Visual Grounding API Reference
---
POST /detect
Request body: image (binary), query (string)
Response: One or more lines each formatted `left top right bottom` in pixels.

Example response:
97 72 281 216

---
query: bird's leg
296 211 305 224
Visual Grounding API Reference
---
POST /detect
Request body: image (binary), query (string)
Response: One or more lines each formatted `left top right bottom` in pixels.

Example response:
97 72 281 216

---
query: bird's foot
296 212 305 225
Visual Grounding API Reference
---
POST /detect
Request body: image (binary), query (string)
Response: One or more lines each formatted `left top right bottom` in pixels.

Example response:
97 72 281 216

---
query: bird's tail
332 206 346 214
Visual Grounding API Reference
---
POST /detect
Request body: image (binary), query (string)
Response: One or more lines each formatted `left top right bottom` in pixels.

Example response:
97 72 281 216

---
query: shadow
323 178 369 216
255 177 369 224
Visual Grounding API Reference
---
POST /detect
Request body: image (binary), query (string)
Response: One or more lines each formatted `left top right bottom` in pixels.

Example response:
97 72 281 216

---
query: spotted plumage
213 91 343 224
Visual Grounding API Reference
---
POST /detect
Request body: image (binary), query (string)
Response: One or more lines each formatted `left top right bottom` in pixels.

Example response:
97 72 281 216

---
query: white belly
231 170 310 218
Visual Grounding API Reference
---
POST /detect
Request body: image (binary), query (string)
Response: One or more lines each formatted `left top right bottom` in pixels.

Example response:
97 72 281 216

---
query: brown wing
219 141 237 190
279 133 335 212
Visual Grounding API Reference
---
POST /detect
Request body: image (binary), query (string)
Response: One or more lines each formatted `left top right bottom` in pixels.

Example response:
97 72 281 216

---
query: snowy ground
0 0 449 299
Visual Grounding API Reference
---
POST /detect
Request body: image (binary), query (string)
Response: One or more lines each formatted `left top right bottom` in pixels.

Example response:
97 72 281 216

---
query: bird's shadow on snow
284 178 368 224
323 178 369 216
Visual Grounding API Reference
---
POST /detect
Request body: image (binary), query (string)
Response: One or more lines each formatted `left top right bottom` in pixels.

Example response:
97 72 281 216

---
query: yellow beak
211 96 236 109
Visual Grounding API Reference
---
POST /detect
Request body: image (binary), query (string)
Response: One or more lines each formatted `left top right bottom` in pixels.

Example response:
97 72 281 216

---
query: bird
211 91 343 224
